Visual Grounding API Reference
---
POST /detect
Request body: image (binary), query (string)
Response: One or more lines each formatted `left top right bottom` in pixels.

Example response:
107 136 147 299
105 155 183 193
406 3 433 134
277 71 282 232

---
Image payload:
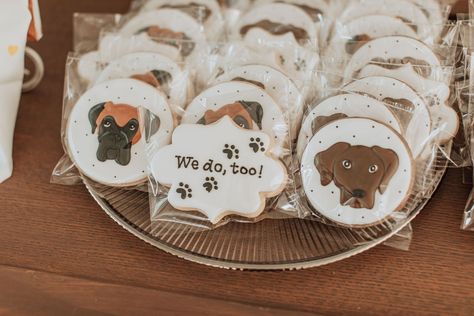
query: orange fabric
96 102 141 145
27 0 42 42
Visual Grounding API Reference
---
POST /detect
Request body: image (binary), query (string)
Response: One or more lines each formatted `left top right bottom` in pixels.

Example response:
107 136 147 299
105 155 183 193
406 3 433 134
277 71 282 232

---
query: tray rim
85 168 446 270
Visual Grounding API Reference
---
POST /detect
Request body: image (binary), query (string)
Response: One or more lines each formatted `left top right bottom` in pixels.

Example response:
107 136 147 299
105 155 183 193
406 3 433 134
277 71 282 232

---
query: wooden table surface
1 0 473 315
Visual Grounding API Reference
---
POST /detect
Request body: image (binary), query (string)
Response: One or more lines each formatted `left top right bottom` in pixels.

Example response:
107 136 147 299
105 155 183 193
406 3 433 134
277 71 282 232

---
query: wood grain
0 0 472 315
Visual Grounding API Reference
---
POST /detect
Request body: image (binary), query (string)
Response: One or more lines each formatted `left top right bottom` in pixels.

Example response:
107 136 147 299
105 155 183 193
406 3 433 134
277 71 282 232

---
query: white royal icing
215 64 304 140
66 79 174 187
94 52 193 113
301 117 414 227
342 76 431 158
151 116 287 224
296 94 402 158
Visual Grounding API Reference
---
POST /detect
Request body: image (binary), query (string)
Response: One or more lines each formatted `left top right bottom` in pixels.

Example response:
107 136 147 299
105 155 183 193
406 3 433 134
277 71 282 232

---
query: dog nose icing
352 189 366 198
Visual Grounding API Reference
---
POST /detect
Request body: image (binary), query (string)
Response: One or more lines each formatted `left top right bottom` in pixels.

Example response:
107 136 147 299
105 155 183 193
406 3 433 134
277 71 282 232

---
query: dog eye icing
342 160 352 169
103 121 112 128
129 124 136 131
369 165 378 174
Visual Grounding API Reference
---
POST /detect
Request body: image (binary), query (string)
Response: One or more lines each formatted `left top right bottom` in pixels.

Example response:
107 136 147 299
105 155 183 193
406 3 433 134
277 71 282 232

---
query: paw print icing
176 182 193 199
223 144 240 159
249 138 266 153
203 177 219 193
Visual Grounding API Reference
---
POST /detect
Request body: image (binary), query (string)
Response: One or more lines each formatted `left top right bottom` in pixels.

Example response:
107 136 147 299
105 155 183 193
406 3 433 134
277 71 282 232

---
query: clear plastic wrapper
293 70 455 236
145 70 297 231
51 51 191 190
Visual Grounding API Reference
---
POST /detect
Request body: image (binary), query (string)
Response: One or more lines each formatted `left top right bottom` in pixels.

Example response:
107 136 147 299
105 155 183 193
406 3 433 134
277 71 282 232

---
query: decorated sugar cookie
151 116 288 224
326 15 419 60
296 94 402 158
339 0 431 38
140 0 223 39
254 0 329 23
214 64 304 139
343 36 458 144
407 0 444 38
301 117 414 227
119 9 206 59
182 81 288 157
94 52 193 112
342 76 431 158
234 3 317 47
66 79 174 187
344 36 441 81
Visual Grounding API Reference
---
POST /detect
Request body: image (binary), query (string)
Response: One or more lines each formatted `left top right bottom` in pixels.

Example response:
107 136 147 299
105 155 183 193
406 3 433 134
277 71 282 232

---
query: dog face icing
240 20 310 45
88 102 160 166
131 69 172 89
197 101 264 130
315 143 399 209
138 26 195 57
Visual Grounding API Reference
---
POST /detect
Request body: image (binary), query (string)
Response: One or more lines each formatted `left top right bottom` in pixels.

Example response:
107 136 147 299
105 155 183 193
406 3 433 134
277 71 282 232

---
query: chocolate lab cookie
66 79 174 187
339 0 431 39
342 76 431 158
94 52 194 113
343 36 459 145
182 81 288 157
214 64 304 141
326 15 419 62
296 93 402 158
140 0 224 39
301 117 415 227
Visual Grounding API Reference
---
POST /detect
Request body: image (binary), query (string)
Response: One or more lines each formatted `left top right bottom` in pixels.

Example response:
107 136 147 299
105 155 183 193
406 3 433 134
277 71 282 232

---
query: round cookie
326 15 419 60
301 117 415 227
339 0 431 38
214 64 304 139
66 79 174 187
343 36 441 81
119 9 207 60
254 0 329 23
94 52 193 113
234 2 317 46
140 0 223 39
181 81 289 157
343 37 459 145
296 94 402 158
342 76 431 158
407 0 444 38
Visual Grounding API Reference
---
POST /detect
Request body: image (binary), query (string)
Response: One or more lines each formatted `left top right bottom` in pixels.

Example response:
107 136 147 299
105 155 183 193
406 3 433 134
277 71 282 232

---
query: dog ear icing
311 114 348 135
239 101 264 129
143 110 161 143
88 102 107 133
315 142 350 186
373 146 400 194
150 69 172 85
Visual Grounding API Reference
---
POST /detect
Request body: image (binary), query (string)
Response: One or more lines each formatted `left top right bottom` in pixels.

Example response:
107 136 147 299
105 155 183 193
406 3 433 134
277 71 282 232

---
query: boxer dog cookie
140 0 224 39
301 117 415 227
232 3 319 84
407 0 445 38
342 76 431 158
182 81 289 157
338 0 431 39
344 36 459 144
150 116 288 224
254 0 329 23
214 64 304 141
94 52 194 113
296 93 402 158
66 79 174 187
